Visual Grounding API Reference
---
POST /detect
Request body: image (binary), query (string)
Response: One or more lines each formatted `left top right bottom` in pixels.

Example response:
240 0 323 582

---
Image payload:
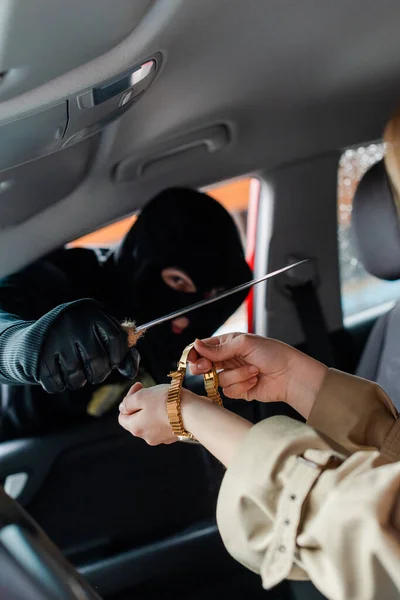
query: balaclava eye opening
113 187 252 381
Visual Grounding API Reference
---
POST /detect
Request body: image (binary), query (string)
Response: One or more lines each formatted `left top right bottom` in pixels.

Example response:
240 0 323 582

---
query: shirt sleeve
216 416 400 600
307 369 400 461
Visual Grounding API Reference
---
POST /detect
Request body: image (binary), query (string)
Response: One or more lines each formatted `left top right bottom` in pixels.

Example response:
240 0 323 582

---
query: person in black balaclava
114 188 252 382
0 188 252 440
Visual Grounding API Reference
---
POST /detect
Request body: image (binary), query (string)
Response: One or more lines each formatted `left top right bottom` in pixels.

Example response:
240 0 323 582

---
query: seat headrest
352 158 400 280
352 107 400 280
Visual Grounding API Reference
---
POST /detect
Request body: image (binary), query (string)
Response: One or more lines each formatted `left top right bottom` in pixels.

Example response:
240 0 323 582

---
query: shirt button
279 545 286 553
284 519 290 525
290 494 297 500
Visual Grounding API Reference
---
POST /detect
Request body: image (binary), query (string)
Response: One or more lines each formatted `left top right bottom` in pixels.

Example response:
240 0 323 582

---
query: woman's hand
118 382 178 446
189 333 328 419
118 381 253 466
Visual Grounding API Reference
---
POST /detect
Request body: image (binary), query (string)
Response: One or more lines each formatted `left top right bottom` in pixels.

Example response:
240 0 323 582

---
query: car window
205 178 257 335
68 215 138 248
338 143 400 325
70 178 257 334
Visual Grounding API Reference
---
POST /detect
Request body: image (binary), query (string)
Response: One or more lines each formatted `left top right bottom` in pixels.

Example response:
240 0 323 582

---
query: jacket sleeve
307 369 400 460
216 415 400 600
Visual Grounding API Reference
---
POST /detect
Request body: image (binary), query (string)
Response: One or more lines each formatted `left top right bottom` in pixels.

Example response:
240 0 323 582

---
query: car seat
352 157 400 408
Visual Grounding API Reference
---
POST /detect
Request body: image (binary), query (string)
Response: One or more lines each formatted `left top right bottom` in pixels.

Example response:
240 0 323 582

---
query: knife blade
134 259 308 333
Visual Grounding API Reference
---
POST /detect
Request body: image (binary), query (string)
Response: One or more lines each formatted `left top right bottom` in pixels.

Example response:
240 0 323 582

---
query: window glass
338 143 400 324
70 178 258 334
207 178 255 335
68 215 137 248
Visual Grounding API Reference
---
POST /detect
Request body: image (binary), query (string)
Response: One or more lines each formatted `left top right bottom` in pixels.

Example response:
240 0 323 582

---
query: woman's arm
181 394 252 466
190 334 400 459
118 382 252 467
216 414 400 600
119 379 400 600
120 332 400 462
307 368 400 459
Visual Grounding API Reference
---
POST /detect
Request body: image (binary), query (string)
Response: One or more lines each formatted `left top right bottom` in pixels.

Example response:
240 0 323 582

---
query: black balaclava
112 187 252 382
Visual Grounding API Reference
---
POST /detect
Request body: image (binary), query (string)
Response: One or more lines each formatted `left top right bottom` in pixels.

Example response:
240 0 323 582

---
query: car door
0 178 271 600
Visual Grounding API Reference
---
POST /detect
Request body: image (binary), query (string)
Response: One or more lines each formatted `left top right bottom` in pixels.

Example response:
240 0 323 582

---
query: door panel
0 387 260 598
0 417 219 594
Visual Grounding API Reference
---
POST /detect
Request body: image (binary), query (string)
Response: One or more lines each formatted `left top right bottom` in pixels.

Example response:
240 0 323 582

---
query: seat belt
289 281 335 367
284 257 336 367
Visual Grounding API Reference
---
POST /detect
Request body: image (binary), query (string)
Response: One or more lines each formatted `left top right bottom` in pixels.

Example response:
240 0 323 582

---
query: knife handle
121 320 146 347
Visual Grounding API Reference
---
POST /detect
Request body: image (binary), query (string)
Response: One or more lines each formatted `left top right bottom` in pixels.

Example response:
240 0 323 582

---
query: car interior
1 1 400 599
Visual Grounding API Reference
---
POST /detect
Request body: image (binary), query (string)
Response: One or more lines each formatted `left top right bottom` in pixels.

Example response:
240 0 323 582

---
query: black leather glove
0 299 140 393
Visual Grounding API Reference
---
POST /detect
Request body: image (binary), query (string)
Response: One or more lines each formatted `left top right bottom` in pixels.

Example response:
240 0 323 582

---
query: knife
122 259 308 345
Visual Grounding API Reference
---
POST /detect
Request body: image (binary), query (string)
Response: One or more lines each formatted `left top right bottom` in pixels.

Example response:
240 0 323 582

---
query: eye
162 268 197 293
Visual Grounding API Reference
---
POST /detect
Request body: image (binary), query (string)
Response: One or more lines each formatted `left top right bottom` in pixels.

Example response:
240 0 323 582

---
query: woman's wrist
180 389 216 433
286 354 329 419
180 389 253 467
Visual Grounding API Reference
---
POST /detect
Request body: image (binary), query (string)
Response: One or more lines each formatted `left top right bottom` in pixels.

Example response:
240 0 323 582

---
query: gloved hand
0 299 140 393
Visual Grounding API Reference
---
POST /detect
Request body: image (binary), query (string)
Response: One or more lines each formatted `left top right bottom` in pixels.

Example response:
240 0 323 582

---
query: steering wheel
0 486 101 600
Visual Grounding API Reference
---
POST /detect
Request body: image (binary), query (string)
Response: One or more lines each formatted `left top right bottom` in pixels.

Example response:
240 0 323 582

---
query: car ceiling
1 0 400 277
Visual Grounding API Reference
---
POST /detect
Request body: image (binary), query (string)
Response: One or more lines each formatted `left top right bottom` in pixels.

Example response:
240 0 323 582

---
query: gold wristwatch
167 342 223 443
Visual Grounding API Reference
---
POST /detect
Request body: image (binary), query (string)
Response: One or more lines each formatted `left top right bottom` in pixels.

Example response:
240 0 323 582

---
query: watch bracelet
204 369 223 406
167 343 223 442
166 370 186 436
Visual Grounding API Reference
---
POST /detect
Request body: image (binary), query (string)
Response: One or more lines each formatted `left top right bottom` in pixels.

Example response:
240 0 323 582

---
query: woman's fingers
118 411 132 430
128 382 143 395
222 377 258 401
194 334 245 360
189 356 245 376
188 347 199 363
217 365 259 389
119 382 143 414
118 409 144 436
189 358 242 375
118 386 177 446
189 357 213 375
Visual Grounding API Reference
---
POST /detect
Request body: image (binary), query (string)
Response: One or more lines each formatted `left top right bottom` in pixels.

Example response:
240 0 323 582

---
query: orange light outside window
69 179 252 248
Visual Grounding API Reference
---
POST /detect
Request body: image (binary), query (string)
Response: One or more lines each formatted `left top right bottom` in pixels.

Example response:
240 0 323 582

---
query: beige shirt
216 370 400 600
